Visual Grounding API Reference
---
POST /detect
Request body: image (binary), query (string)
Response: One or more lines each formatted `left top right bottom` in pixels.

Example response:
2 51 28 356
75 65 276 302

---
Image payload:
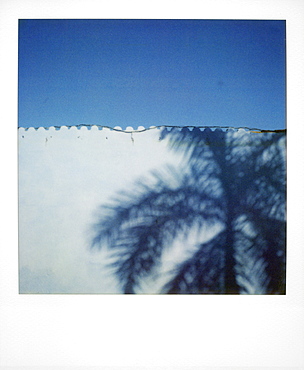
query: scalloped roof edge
17 124 286 134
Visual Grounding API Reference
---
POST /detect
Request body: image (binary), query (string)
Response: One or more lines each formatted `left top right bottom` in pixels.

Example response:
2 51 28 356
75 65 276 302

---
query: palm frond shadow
91 128 286 294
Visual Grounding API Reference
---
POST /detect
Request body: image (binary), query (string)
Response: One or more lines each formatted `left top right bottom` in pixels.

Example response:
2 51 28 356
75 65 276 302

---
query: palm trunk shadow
91 127 286 294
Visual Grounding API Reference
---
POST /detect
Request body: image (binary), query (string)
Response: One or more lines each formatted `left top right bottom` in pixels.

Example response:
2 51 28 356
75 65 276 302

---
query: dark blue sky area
18 19 285 130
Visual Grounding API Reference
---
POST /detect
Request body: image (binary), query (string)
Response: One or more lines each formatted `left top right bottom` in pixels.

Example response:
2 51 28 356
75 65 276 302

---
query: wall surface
19 126 186 293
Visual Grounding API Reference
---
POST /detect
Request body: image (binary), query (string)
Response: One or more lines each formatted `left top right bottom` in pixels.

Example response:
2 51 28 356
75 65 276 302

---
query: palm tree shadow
91 127 286 294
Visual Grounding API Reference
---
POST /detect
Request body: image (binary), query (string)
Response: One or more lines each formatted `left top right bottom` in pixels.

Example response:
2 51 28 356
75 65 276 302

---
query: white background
1 0 304 369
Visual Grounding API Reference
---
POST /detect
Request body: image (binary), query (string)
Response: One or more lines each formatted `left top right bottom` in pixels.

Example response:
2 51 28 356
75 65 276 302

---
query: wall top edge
17 125 286 134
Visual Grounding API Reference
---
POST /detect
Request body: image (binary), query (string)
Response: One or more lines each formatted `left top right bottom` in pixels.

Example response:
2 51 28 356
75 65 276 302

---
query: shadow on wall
91 127 286 295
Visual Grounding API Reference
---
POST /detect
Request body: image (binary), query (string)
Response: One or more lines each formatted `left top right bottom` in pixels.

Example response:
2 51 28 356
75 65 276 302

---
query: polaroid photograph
1 2 303 369
18 19 286 295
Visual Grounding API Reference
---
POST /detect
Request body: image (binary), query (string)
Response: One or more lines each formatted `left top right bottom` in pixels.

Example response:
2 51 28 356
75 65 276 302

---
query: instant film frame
18 19 287 295
1 0 304 368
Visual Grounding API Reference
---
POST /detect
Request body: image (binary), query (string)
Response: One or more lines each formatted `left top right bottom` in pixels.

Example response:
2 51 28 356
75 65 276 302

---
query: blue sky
18 19 286 130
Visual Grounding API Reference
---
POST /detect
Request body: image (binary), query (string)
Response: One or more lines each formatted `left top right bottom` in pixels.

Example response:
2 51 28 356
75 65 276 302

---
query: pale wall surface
18 126 186 293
